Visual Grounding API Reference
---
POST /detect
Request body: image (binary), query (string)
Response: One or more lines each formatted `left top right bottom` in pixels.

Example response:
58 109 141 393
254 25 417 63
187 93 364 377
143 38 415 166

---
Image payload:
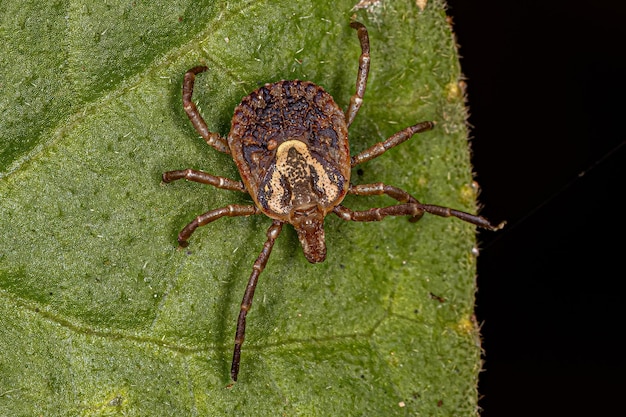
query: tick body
163 22 503 382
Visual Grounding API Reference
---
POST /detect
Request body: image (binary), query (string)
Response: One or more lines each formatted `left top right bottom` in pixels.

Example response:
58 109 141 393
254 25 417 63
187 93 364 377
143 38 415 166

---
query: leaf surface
0 0 482 415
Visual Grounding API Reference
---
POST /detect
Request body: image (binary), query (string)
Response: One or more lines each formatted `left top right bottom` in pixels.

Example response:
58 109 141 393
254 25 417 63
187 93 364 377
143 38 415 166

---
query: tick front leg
176 205 261 247
345 22 370 128
351 121 434 167
183 66 230 154
162 169 246 192
231 220 283 382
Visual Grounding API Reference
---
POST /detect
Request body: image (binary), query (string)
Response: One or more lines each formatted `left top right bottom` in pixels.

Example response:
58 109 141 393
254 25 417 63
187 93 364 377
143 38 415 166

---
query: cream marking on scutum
264 140 340 214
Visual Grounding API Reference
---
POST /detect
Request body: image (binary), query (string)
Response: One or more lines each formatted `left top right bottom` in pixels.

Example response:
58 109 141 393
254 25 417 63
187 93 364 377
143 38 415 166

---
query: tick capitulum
162 21 504 382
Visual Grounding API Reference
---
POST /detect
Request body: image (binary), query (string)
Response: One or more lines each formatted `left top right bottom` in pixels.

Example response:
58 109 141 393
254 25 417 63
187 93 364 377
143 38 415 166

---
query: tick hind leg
334 182 503 230
231 220 283 382
183 66 230 154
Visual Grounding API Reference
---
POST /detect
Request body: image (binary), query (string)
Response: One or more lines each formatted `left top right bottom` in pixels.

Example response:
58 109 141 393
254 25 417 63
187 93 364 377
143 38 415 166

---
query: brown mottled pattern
228 80 351 219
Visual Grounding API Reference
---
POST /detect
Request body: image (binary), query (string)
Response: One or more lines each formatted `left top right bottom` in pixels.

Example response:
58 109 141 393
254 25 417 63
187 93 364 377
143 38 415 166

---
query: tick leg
333 202 423 223
231 220 283 382
176 205 261 247
410 203 505 230
347 182 424 222
183 66 230 154
162 169 246 192
345 22 370 128
351 121 434 167
335 182 504 230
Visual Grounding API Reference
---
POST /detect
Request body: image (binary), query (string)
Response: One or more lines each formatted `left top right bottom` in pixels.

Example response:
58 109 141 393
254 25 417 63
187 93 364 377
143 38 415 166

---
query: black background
445 1 626 415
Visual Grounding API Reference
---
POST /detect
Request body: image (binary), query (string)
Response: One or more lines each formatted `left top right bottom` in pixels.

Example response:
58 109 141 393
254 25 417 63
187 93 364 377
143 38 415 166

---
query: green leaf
0 0 483 415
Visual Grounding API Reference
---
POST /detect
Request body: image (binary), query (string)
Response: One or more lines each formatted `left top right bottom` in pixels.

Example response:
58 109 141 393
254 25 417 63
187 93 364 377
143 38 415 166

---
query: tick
163 22 503 382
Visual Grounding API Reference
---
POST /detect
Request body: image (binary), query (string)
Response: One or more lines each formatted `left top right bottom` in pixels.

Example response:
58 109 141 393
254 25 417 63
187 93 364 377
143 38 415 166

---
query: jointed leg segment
333 182 424 222
335 181 503 230
162 169 246 192
183 66 230 154
346 182 424 221
412 204 504 230
231 220 284 381
334 202 422 222
345 22 371 128
351 121 434 167
175 205 261 247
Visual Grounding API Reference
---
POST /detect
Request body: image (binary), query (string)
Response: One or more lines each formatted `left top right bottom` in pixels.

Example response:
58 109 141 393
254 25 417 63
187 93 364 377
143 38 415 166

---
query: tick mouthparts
295 219 327 263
